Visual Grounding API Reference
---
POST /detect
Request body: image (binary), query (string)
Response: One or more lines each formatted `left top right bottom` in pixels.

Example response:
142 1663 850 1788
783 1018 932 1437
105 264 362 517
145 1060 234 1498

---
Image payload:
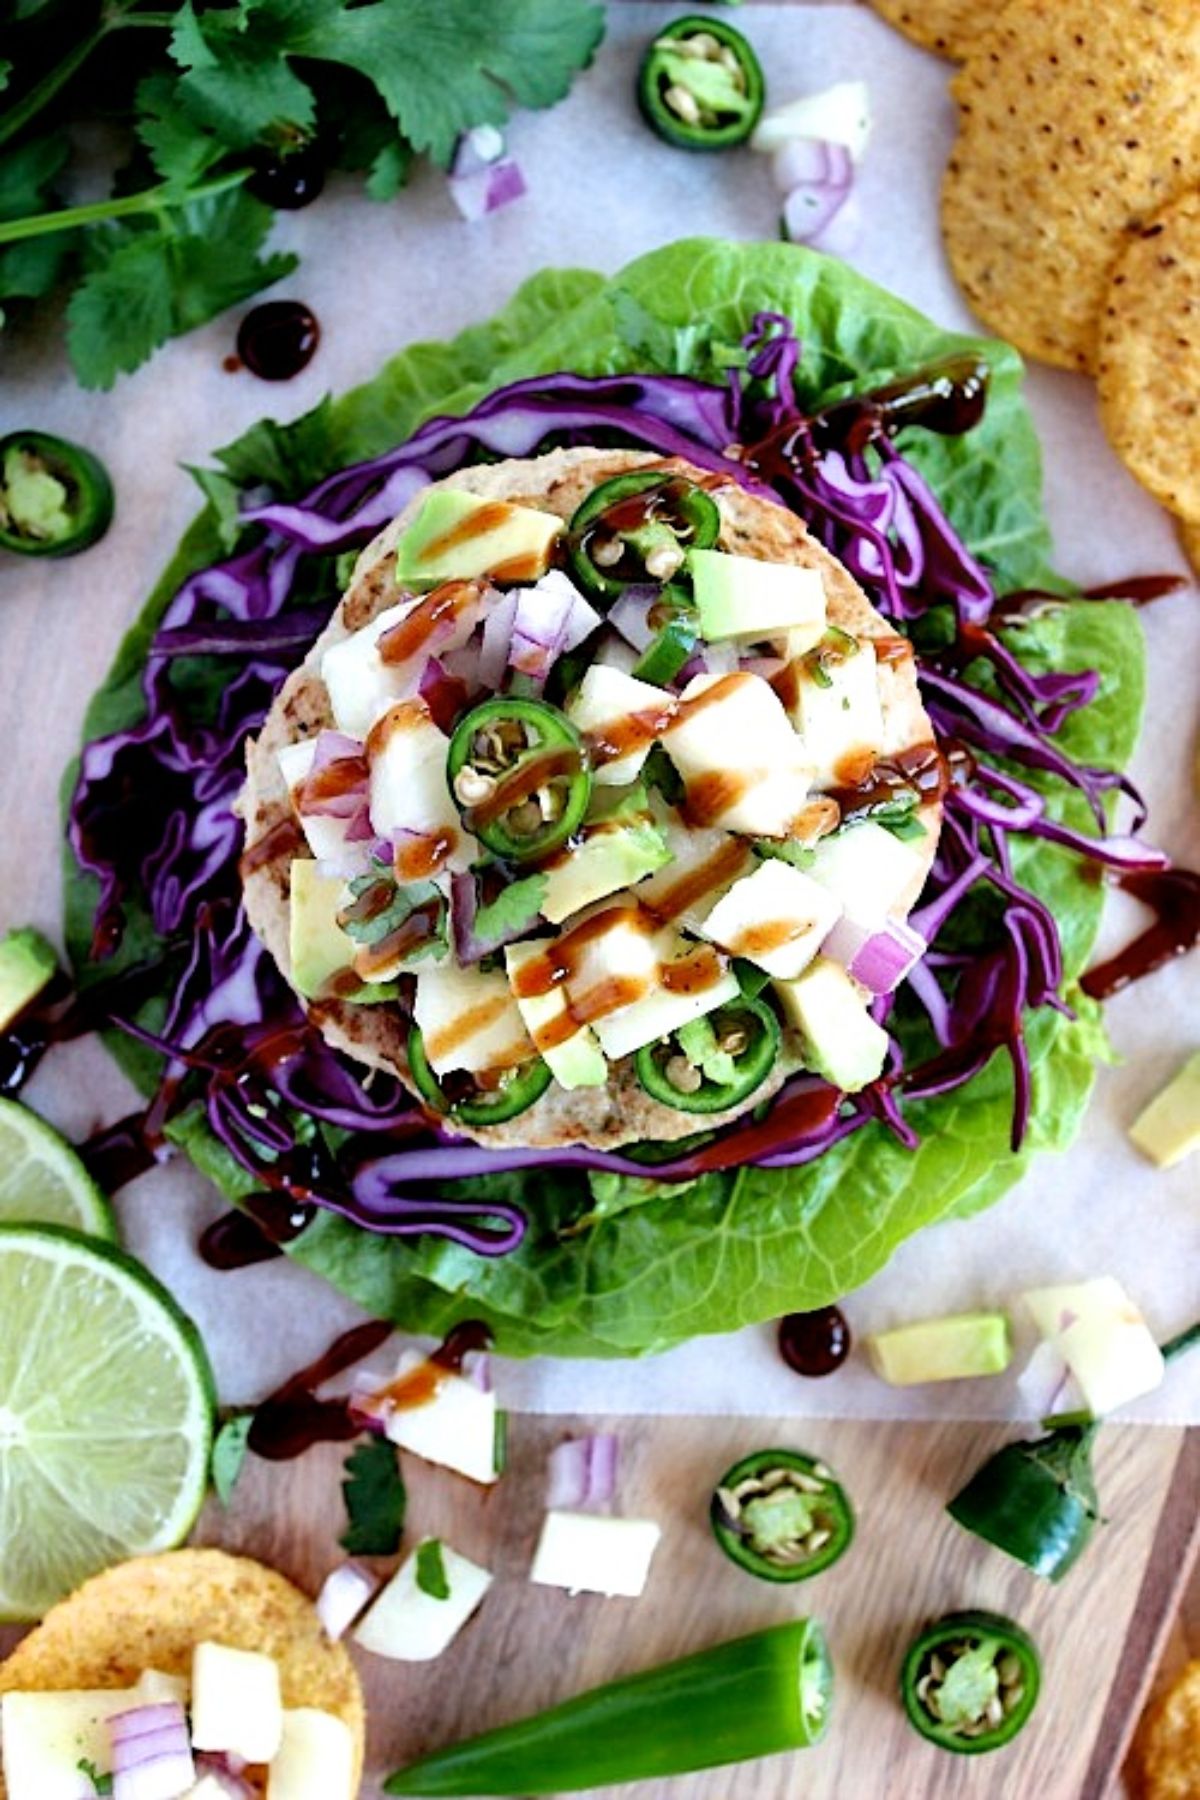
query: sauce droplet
778 1307 851 1377
246 144 326 211
236 300 320 382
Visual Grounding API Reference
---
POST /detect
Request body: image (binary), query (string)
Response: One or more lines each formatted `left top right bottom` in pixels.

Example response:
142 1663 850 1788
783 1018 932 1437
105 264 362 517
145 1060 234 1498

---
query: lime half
0 1224 215 1619
0 1097 115 1237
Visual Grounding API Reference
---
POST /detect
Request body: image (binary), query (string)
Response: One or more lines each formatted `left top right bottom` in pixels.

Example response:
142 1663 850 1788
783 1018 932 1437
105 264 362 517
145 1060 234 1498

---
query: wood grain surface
103 1418 1200 1797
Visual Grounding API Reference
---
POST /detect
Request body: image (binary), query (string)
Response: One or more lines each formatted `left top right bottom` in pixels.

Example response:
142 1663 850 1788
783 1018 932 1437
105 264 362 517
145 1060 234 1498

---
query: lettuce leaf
62 239 1147 1356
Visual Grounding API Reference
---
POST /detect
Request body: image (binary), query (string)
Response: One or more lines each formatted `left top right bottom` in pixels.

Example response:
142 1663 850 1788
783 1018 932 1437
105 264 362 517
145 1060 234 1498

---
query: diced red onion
563 591 603 652
696 642 739 678
546 1433 619 1511
440 639 483 691
418 657 470 733
770 136 852 197
608 587 658 653
594 632 640 677
464 1349 492 1391
296 731 368 821
193 1754 255 1799
449 157 527 223
822 916 928 993
510 573 578 684
110 1703 194 1800
316 1560 381 1641
451 125 507 177
1016 1339 1086 1420
478 590 518 690
347 1368 392 1433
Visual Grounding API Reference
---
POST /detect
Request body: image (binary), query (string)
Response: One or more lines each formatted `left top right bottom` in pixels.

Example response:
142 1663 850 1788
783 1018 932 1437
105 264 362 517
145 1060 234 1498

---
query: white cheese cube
136 1669 190 1706
806 821 927 929
702 858 842 979
566 665 676 787
413 962 534 1077
321 600 421 739
354 1542 492 1662
190 1642 283 1765
530 1511 661 1598
1022 1277 1132 1342
366 697 475 875
267 1709 356 1800
790 639 885 790
1023 1278 1165 1417
276 739 356 865
505 943 607 1090
635 812 754 935
558 904 661 1027
383 1351 500 1483
662 673 814 837
0 1690 138 1799
690 549 826 644
591 939 741 1062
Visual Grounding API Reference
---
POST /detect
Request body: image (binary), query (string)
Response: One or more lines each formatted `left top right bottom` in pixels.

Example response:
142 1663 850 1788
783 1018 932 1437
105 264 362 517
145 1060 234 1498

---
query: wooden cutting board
7 1412 1184 1800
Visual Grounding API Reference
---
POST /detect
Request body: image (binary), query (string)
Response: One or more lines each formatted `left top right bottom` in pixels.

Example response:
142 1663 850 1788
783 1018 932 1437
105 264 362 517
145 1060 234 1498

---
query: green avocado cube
0 926 57 1032
392 489 561 589
867 1311 1012 1385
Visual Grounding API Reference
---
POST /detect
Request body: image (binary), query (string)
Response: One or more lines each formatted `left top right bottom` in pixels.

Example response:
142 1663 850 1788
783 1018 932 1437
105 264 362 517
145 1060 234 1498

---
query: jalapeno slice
632 588 700 686
0 431 114 558
447 697 592 863
634 996 779 1113
568 471 721 604
407 1025 552 1126
900 1611 1040 1754
711 1449 854 1583
947 1421 1100 1582
637 16 765 152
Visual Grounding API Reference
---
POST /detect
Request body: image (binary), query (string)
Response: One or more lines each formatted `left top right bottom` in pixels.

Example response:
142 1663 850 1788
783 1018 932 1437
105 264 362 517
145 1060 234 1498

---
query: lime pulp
0 1097 115 1237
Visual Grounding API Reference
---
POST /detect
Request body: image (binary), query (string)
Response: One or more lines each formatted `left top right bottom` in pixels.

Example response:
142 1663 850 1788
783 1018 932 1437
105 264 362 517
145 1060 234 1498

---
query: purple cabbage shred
67 313 1165 1254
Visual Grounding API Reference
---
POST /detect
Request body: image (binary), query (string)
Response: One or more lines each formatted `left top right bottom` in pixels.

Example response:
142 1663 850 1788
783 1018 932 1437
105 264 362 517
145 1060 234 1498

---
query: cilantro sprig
0 0 604 386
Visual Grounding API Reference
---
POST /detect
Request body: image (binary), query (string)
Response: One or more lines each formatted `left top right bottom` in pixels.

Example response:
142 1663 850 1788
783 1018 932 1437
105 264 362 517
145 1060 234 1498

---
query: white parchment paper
3 5 1197 1423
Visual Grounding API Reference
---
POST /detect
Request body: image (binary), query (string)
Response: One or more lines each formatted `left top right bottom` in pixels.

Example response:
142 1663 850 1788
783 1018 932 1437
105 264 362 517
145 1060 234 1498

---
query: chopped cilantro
753 837 815 871
415 1538 451 1600
77 1760 113 1797
473 872 547 944
338 874 447 964
210 1409 254 1505
0 0 604 383
340 1437 407 1555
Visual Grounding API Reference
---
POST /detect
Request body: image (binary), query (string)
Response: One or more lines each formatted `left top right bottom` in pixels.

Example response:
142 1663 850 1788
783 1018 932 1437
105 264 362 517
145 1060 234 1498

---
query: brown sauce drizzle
660 944 727 995
424 991 519 1068
378 580 481 667
357 1321 494 1417
248 1319 395 1460
684 769 754 828
466 745 583 831
293 747 368 812
365 697 433 760
352 897 444 983
421 501 518 561
394 828 457 883
726 919 805 960
585 702 678 770
239 816 303 878
872 633 914 665
828 741 948 823
1081 868 1200 1001
511 905 647 1000
639 839 751 928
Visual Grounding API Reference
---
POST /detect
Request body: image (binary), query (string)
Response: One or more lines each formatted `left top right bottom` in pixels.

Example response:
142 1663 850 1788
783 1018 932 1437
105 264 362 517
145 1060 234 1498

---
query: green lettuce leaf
61 240 1148 1357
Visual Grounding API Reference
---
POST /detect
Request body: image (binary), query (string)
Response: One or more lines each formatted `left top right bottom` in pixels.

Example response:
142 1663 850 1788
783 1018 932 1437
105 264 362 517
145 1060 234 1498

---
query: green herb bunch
0 0 605 387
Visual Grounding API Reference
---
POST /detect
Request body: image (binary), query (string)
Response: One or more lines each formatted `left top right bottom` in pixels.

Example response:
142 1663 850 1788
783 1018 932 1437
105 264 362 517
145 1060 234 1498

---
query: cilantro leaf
135 73 228 188
0 135 74 303
161 0 604 166
753 838 815 871
77 1760 113 1798
169 0 319 150
340 1437 406 1555
65 188 295 389
0 62 11 96
414 1538 450 1599
211 1410 254 1505
339 874 447 964
473 873 547 944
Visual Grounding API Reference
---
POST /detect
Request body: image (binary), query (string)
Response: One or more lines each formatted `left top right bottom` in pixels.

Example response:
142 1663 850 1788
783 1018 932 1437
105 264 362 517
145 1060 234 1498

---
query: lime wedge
0 1097 115 1237
0 1224 215 1619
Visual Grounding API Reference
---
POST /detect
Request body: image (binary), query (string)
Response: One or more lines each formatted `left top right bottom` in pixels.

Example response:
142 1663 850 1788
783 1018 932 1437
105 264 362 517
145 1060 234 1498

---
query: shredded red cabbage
67 314 1167 1255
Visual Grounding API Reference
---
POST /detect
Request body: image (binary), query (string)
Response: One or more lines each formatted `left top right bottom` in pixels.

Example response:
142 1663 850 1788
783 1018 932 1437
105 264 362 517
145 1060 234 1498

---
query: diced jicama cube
701 858 841 979
190 1642 283 1765
530 1511 661 1598
354 1541 492 1661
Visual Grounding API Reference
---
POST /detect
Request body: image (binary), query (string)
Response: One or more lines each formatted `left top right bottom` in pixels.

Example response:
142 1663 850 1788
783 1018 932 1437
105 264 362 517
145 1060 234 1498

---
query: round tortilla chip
942 0 1200 372
866 0 990 61
1098 191 1200 522
1136 1658 1200 1800
0 1549 364 1795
